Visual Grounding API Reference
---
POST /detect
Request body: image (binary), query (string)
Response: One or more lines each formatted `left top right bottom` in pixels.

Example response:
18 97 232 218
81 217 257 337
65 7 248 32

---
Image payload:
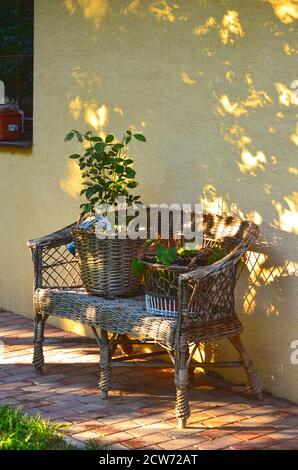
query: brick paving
0 309 298 450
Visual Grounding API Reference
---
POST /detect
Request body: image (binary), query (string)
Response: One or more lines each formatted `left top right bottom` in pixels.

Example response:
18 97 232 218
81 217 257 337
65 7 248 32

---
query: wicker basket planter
72 226 142 297
143 249 211 316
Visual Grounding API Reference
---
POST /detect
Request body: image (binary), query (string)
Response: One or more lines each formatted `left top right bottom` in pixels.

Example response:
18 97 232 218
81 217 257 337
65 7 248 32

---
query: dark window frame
0 0 34 149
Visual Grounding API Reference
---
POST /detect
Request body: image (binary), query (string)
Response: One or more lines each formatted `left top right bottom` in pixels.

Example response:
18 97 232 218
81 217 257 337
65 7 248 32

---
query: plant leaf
85 187 95 199
68 154 81 159
105 134 114 143
134 133 146 142
131 258 145 276
95 142 105 153
126 167 136 178
73 130 83 142
127 181 138 189
65 132 75 142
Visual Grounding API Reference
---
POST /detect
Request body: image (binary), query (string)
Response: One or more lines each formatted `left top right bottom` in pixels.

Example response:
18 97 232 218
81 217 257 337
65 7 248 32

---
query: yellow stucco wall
0 0 297 402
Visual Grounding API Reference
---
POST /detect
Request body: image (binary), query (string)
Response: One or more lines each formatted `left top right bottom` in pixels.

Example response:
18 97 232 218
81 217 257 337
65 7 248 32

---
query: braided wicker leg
33 313 48 375
174 348 190 428
98 329 111 399
230 335 263 399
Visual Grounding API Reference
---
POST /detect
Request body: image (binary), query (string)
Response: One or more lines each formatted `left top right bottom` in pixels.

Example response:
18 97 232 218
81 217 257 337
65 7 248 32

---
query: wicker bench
27 212 263 428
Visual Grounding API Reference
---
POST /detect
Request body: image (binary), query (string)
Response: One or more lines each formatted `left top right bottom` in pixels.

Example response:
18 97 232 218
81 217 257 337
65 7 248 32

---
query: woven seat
34 288 177 349
34 287 243 349
28 211 263 428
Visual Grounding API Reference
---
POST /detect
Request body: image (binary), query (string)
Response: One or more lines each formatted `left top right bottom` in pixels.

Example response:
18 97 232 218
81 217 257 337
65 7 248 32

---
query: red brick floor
0 309 298 450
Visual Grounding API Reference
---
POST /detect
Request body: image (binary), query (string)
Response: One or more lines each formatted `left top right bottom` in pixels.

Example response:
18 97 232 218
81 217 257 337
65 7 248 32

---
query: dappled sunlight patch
200 184 230 216
219 10 245 44
216 95 247 117
199 185 248 229
272 192 298 234
225 70 235 82
84 103 109 131
69 96 82 120
244 250 298 315
122 0 142 16
181 71 196 85
266 0 298 24
243 281 258 314
222 125 274 176
244 76 273 109
68 96 109 130
275 82 295 106
216 78 272 117
290 124 298 145
200 185 257 224
238 149 267 175
192 342 211 369
198 180 297 317
64 0 109 30
60 160 83 199
222 125 251 150
276 111 285 118
113 106 125 117
193 10 245 45
71 66 102 93
265 303 279 315
193 16 217 36
288 166 298 174
245 253 267 309
149 0 183 23
246 210 264 225
227 205 264 224
284 43 298 54
64 0 76 15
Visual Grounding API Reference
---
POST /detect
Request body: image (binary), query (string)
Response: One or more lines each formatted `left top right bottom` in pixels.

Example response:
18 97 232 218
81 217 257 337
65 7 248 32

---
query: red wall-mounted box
0 110 23 141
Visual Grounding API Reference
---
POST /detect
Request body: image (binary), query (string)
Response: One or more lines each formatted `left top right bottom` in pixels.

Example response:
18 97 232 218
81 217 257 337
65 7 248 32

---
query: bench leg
33 313 48 375
174 347 190 428
229 335 263 400
93 328 111 399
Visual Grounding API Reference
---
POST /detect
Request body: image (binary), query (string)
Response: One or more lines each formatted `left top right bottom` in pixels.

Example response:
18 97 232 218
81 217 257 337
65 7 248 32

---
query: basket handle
77 212 87 226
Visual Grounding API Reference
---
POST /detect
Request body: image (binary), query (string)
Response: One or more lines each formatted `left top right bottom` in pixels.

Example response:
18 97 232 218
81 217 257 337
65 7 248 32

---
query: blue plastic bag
67 217 111 255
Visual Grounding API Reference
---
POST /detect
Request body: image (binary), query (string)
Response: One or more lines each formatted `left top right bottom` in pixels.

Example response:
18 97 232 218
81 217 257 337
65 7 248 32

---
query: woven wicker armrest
27 223 75 249
27 223 81 289
177 235 257 322
180 235 255 284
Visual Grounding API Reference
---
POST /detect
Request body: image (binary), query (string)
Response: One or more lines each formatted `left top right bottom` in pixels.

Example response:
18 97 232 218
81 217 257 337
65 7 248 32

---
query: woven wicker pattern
144 263 184 315
28 211 263 427
72 227 142 296
34 288 177 349
41 245 82 288
182 316 243 345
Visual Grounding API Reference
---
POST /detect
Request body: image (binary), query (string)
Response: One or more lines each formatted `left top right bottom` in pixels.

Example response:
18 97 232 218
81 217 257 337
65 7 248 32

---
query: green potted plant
132 241 225 315
65 128 146 297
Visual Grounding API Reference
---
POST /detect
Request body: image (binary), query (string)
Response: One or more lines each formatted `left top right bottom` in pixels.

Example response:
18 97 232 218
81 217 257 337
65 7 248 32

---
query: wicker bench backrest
29 211 258 289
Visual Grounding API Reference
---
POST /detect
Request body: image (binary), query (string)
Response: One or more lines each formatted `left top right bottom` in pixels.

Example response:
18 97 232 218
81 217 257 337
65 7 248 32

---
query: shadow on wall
58 0 297 390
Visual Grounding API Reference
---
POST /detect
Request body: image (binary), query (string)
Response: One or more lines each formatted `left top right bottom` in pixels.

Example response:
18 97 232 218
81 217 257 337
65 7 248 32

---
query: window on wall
0 0 34 148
